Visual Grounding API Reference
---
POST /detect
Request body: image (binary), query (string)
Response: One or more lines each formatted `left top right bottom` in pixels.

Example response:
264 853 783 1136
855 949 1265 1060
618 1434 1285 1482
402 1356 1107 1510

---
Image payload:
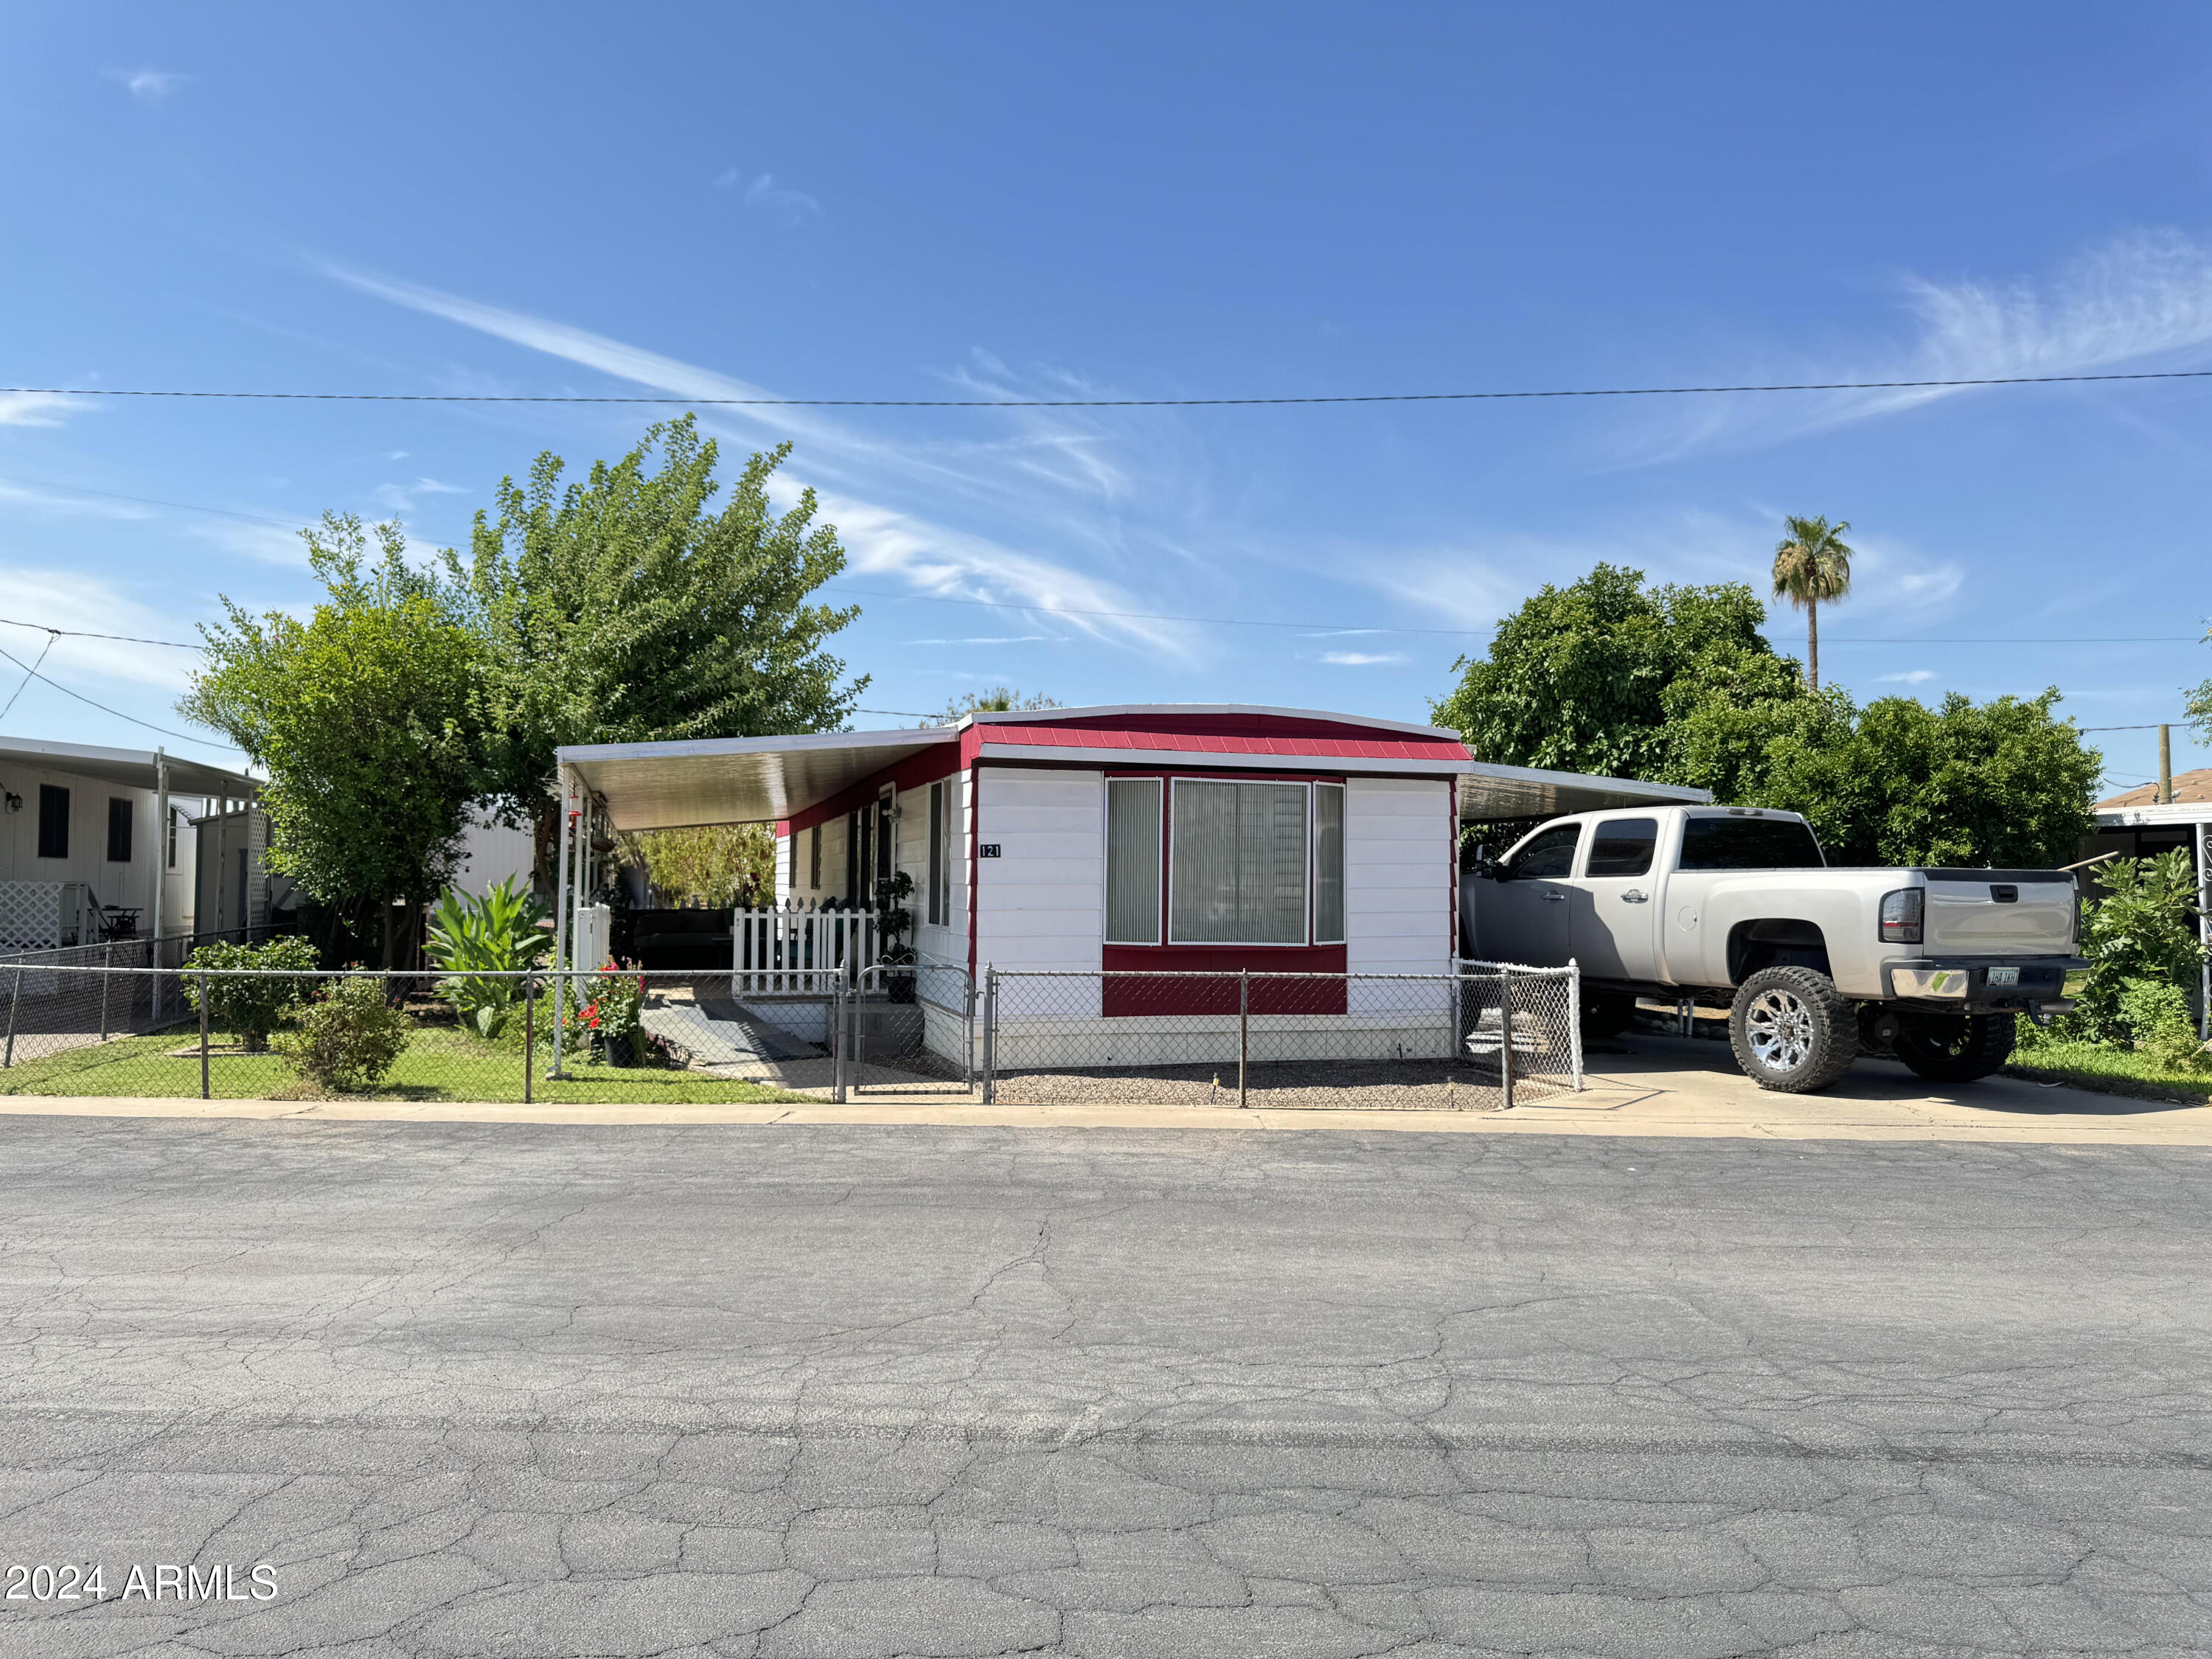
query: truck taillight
1879 888 1923 945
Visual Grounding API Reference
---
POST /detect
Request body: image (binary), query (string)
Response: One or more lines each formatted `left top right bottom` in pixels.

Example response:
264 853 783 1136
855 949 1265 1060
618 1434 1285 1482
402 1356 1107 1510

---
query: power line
0 615 199 649
10 366 2212 409
0 639 243 751
0 475 302 529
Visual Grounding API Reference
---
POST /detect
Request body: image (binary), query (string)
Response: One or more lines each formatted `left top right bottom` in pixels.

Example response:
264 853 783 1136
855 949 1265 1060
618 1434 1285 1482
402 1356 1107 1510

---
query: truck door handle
1538 889 1566 902
1621 889 1648 904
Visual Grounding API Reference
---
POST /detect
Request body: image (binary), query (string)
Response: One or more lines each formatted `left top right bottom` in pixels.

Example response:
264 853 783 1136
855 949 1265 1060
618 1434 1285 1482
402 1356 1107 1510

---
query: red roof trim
980 723 1470 762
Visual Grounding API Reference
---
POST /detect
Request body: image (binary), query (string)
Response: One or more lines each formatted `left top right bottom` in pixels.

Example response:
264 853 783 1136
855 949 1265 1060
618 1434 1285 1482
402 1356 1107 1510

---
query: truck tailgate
1924 877 2074 954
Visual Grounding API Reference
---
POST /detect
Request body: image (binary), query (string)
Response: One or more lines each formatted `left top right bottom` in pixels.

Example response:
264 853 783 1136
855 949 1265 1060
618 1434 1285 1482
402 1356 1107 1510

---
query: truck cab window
1503 823 1581 880
1677 815 1825 871
1585 818 1657 877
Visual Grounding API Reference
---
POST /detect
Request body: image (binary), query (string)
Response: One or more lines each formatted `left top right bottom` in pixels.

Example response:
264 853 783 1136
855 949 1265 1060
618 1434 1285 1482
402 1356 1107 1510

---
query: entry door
1475 822 1581 964
1568 816 1659 981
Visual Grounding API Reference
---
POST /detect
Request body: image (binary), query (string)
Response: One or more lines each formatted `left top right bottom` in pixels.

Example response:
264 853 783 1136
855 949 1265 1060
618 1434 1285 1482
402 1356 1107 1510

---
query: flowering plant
560 959 669 1065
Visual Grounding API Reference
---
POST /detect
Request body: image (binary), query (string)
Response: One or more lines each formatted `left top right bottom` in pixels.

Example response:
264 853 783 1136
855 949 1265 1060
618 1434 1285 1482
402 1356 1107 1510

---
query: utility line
0 615 200 649
0 475 302 528
0 633 55 724
0 639 243 751
10 366 2212 408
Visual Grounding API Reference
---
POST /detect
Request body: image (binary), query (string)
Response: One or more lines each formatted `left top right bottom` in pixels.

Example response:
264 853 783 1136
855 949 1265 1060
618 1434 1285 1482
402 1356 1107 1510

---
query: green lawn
0 1024 810 1105
2006 1040 2212 1105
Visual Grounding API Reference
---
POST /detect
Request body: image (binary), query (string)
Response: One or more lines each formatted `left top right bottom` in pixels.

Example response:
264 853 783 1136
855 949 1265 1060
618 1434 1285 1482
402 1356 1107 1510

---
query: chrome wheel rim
1745 990 1815 1073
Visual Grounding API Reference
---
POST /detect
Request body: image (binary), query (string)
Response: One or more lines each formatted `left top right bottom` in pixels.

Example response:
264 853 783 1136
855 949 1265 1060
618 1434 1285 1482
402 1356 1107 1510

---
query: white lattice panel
0 881 63 955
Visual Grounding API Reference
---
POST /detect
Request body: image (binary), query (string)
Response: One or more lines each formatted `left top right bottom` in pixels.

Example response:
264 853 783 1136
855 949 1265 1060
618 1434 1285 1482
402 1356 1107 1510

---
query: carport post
198 974 210 1099
551 772 574 1079
1237 969 1250 1108
1499 967 1514 1111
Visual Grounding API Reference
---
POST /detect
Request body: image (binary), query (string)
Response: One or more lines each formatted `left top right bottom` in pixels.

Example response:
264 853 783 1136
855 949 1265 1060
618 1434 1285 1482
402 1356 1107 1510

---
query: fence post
199 973 211 1100
830 977 846 1104
981 967 997 1104
2 964 21 1068
1567 961 1584 1093
963 971 975 1095
1237 969 1251 1107
524 975 535 1105
99 942 113 1043
1498 967 1514 1111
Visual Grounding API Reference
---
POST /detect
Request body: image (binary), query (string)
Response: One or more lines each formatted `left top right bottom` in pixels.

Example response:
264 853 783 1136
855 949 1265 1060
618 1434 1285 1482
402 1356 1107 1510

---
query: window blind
1169 781 1308 944
1313 783 1344 943
1105 778 1162 944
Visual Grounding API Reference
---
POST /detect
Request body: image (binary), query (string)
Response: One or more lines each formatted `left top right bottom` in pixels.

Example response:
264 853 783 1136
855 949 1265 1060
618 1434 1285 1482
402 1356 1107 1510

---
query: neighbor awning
0 735 259 799
558 729 958 832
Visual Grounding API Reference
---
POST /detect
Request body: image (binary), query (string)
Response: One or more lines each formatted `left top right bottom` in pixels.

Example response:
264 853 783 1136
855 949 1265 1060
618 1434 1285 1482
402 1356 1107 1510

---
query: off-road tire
1580 992 1637 1040
1893 1012 2016 1085
1729 966 1859 1093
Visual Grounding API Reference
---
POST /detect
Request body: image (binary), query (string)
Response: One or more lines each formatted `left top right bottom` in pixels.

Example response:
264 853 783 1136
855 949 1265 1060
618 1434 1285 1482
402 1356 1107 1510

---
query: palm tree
1771 515 1854 692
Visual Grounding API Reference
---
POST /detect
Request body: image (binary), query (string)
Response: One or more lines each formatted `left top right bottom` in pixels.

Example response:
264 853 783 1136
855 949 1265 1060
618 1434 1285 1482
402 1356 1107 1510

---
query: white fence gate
731 902 885 995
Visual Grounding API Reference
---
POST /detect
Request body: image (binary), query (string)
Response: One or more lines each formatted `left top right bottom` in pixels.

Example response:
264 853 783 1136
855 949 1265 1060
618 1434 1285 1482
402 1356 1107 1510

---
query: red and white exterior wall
773 707 1462 986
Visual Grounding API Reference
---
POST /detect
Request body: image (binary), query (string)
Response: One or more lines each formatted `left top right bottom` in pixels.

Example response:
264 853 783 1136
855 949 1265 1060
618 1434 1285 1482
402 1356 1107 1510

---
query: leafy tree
1432 563 1800 779
448 417 865 883
621 825 778 906
1663 682 2101 867
933 686 1063 724
182 516 481 968
1770 514 1854 692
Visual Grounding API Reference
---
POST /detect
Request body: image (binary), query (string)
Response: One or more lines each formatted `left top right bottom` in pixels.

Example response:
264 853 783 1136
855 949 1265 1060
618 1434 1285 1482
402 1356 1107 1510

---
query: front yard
0 1023 810 1106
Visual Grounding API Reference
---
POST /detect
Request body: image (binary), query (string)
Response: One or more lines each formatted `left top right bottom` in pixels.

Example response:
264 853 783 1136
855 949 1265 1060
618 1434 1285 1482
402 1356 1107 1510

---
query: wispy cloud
1878 669 1938 684
1646 230 2212 458
0 392 78 428
107 68 187 102
371 476 467 512
905 636 1060 646
316 259 1195 655
714 168 822 221
1318 650 1408 667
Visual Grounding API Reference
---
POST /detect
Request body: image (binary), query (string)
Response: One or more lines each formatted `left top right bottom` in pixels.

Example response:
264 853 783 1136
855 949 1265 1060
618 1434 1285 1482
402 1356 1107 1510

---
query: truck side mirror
1472 845 1501 880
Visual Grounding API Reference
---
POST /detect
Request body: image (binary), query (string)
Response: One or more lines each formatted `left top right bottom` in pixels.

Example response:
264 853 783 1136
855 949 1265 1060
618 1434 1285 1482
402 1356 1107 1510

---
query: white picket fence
731 902 885 995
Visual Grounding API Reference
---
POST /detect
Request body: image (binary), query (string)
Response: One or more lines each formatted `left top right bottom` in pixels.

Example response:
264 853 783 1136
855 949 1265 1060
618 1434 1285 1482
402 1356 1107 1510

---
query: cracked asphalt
0 1119 2207 1658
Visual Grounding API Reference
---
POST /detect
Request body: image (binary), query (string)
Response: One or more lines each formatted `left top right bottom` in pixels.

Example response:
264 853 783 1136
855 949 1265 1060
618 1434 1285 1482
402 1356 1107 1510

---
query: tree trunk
1806 597 1820 692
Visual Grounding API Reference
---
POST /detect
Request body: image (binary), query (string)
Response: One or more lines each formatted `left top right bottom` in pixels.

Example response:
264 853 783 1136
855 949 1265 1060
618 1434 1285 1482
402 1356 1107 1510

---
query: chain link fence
0 965 973 1105
0 959 1573 1112
976 964 1580 1110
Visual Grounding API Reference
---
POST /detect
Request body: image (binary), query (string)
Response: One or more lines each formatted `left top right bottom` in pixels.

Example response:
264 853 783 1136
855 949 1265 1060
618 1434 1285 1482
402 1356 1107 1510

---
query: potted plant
874 870 917 1004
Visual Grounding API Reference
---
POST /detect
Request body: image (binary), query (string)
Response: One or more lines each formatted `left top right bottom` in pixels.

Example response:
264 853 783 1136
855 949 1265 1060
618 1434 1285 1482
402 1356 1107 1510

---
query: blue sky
4 2 2210 795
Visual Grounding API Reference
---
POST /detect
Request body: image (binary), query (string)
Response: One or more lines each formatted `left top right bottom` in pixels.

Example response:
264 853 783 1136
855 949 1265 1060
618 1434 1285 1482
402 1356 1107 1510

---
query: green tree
2073 849 2205 1043
1431 563 1801 779
1663 682 2101 868
933 686 1063 724
621 825 779 906
448 417 865 883
1770 514 1854 692
181 515 480 967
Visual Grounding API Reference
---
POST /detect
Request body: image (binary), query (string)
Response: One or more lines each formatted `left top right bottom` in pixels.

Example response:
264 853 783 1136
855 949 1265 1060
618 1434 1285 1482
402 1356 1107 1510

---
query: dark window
167 808 178 869
36 785 68 859
1585 817 1657 877
1503 823 1582 880
1677 815 1825 872
107 798 133 863
808 823 821 889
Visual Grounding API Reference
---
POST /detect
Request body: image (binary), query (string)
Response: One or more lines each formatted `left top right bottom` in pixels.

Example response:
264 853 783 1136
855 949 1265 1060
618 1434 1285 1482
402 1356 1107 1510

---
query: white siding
974 767 1102 974
1344 777 1452 976
905 770 970 967
450 810 535 897
0 764 207 933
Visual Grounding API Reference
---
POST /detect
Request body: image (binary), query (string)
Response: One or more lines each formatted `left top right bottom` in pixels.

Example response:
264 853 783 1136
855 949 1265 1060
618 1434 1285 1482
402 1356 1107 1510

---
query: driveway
1 1119 2206 1656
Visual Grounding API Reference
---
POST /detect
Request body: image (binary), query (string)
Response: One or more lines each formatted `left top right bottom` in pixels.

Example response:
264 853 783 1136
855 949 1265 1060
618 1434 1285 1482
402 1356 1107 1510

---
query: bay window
1105 774 1351 947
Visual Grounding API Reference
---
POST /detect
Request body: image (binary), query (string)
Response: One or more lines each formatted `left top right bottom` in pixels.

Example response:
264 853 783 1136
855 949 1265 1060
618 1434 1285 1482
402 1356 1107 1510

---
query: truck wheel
1580 992 1636 1040
1893 1012 2016 1085
1729 967 1859 1093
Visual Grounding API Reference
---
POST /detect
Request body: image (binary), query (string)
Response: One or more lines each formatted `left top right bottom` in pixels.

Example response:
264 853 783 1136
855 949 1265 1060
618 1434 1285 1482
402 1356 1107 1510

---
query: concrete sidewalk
4 1032 2208 1144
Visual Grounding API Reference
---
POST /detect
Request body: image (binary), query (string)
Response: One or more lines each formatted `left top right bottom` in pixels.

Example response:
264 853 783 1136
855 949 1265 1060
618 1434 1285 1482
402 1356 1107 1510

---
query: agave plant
425 875 552 1037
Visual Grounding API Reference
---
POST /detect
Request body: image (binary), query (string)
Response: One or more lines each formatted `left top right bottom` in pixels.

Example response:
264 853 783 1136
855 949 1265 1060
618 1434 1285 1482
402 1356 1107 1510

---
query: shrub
425 874 550 1037
182 936 320 1052
2076 851 2205 1042
2117 976 2211 1074
274 975 411 1091
560 961 669 1066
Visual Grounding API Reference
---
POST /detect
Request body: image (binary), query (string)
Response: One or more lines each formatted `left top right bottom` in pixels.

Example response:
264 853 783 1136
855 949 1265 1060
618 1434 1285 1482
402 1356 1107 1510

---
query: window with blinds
1105 777 1162 944
1169 780 1310 945
1313 782 1344 944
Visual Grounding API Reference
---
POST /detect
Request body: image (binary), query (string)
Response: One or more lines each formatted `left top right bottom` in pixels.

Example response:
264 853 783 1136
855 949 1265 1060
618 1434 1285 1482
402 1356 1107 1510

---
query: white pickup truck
1466 804 2087 1093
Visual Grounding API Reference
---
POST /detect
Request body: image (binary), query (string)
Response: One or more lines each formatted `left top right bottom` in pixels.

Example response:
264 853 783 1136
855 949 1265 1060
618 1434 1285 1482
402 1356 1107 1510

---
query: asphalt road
0 1119 2206 1658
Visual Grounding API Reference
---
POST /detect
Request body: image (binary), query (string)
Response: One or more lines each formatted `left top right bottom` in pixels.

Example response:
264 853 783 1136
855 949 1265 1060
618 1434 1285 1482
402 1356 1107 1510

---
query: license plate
1987 967 2020 987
